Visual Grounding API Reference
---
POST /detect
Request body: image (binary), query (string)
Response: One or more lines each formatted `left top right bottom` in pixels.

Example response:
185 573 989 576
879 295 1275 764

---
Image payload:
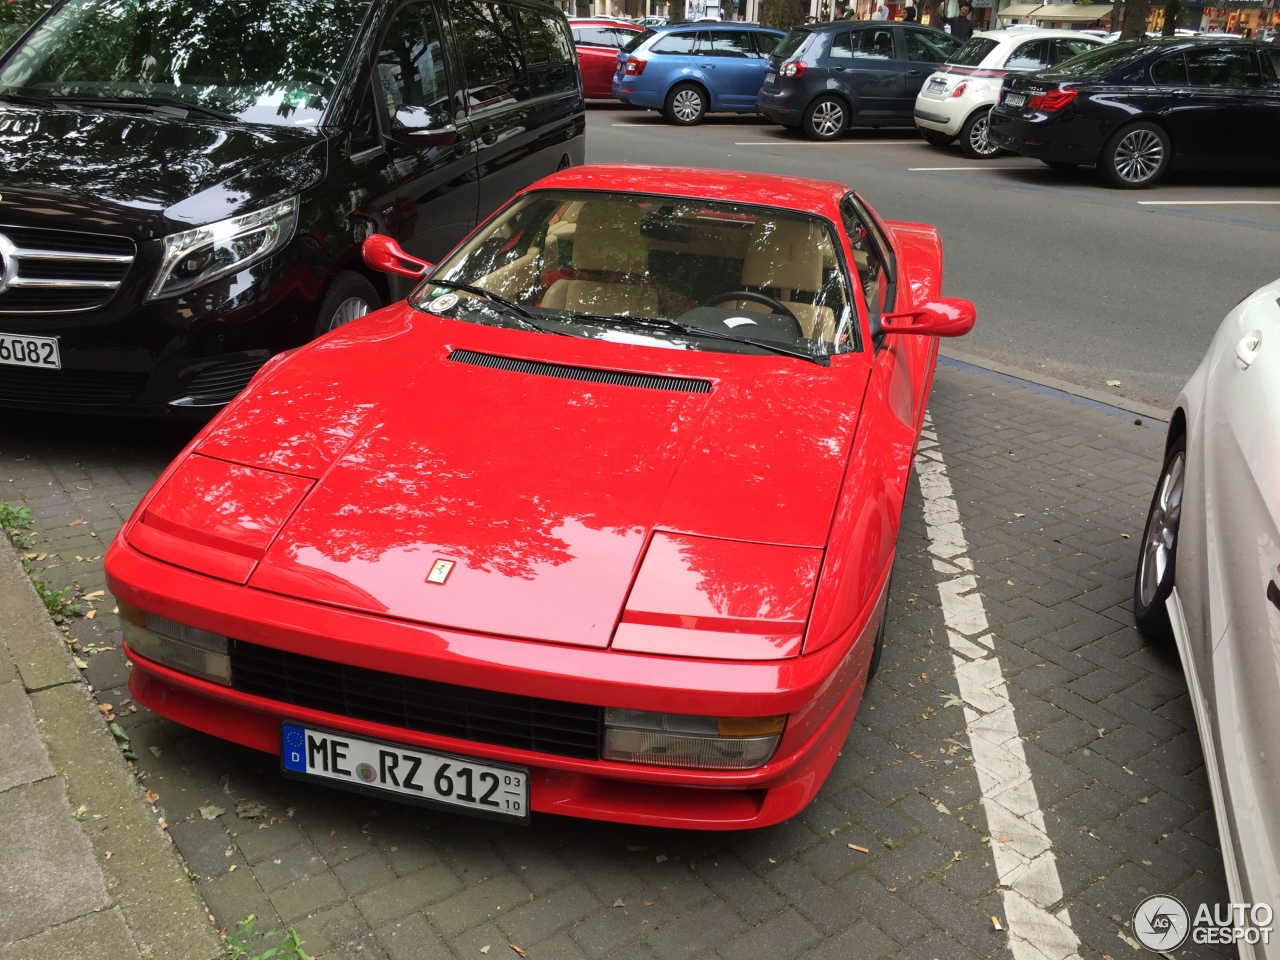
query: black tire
664 82 707 125
867 574 893 682
1133 433 1186 643
1041 160 1078 170
920 128 956 147
958 108 1000 159
313 271 381 337
802 94 848 141
1099 120 1170 189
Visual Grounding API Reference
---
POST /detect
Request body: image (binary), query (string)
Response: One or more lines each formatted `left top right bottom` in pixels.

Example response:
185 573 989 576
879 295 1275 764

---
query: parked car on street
103 163 975 830
570 18 647 98
914 28 1101 158
612 23 785 124
988 37 1280 187
756 21 962 140
0 0 585 416
1134 275 1280 944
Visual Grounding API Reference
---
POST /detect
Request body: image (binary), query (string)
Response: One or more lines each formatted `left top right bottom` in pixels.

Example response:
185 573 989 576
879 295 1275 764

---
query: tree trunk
1119 0 1149 38
929 0 946 29
1160 0 1179 34
576 0 592 16
668 0 685 21
760 0 807 30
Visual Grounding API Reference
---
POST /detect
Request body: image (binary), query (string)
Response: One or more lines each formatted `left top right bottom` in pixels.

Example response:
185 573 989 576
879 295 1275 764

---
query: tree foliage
1 0 48 52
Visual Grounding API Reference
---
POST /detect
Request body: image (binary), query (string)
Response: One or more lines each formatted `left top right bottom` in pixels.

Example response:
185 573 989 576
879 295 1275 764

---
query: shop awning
1032 2 1119 18
995 3 1044 15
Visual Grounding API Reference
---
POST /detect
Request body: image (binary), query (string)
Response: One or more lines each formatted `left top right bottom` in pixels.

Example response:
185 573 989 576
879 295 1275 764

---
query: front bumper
106 536 881 830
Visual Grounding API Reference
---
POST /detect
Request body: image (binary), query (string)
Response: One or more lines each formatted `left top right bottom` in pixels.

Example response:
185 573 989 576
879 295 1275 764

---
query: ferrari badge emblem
426 559 455 584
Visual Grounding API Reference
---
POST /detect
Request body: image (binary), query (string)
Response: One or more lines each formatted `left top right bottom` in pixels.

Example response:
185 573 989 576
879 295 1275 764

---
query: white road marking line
909 165 1037 171
733 140 922 145
1136 200 1280 206
915 416 1080 960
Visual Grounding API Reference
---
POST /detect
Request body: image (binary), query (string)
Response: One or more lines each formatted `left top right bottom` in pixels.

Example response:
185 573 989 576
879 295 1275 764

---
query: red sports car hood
196 312 868 647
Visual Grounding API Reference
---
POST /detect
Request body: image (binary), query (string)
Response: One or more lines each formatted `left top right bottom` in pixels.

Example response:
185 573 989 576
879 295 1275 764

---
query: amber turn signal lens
718 716 786 738
115 598 147 626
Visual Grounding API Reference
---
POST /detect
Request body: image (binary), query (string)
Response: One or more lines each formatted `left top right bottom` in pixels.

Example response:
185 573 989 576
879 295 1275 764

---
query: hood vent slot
449 349 710 393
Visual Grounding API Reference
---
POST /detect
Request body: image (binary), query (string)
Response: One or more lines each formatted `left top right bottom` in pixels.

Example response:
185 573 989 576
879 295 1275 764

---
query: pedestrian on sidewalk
947 2 975 39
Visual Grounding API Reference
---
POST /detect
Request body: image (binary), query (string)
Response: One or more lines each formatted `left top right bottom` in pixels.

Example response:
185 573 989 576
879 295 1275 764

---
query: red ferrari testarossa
105 164 974 829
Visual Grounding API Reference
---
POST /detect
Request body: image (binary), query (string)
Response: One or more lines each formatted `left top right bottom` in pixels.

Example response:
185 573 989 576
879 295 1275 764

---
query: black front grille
449 349 712 393
0 223 136 315
185 357 268 403
231 640 603 760
0 365 147 405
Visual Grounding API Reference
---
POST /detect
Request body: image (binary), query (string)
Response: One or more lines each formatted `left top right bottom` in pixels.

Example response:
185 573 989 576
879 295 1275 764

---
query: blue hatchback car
612 24 786 125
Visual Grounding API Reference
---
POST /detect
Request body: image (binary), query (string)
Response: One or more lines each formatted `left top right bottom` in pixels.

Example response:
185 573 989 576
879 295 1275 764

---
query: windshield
0 0 370 127
1047 40 1143 78
947 36 998 66
419 190 859 359
622 28 653 52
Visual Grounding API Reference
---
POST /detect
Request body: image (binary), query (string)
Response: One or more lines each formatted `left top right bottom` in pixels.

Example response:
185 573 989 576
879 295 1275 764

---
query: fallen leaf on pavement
199 804 226 820
509 946 527 958
480 947 490 955
98 703 113 715
655 854 667 863
235 799 271 822
934 801 951 816
848 844 869 853
68 519 84 526
144 789 160 805
104 851 112 860
941 694 965 708
85 609 96 619
1105 379 1122 387
996 833 1012 844
74 657 89 669
612 899 625 908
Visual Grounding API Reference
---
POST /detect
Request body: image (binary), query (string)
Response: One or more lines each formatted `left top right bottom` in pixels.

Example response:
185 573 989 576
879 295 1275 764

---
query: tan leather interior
731 220 835 341
541 201 663 316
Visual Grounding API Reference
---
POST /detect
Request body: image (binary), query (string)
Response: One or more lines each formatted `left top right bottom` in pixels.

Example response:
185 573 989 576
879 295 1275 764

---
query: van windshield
0 0 370 127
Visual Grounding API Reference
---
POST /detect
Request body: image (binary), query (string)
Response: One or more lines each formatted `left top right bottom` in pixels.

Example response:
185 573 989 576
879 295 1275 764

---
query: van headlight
603 709 785 770
117 599 231 685
147 197 298 301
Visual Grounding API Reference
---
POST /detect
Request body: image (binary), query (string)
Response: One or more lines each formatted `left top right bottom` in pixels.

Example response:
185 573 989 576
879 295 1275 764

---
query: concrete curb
0 544 221 960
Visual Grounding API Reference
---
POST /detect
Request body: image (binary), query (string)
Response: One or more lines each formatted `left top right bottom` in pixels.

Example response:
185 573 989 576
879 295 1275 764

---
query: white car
1135 277 1280 954
914 28 1102 158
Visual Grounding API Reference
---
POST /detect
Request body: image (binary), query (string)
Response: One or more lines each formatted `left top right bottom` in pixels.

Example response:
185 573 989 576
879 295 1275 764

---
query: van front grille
0 225 136 315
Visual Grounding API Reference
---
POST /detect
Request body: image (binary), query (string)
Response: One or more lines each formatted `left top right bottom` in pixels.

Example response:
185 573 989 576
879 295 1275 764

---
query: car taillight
950 81 968 98
625 57 646 76
780 61 807 78
1027 88 1077 112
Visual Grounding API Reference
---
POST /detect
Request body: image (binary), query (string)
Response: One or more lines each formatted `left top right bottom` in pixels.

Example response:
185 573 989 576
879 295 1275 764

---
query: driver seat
728 220 835 342
540 202 660 317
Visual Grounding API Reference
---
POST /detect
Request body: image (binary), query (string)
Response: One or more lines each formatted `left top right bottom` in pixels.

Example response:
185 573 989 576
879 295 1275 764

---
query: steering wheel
701 291 802 337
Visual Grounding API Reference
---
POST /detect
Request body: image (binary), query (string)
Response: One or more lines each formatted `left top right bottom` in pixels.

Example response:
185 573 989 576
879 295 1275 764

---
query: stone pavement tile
696 856 785 924
254 841 330 892
334 851 400 898
235 821 310 867
0 679 54 791
270 870 349 925
889 929 982 960
528 929 593 960
198 868 281 932
570 898 674 959
714 907 822 960
798 823 881 884
643 899 747 960
940 853 999 904
426 873 529 939
375 912 453 960
803 920 897 960
866 833 952 891
0 908 137 960
0 777 109 945
496 880 601 946
168 815 248 880
354 864 462 928
892 793 982 855
730 818 823 874
292 902 377 957
493 833 576 896
901 879 1005 957
443 919 509 960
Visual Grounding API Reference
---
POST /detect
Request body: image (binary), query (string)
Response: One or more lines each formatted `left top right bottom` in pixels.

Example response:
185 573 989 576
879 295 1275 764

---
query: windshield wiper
0 90 46 106
427 280 570 337
569 313 830 366
47 94 240 123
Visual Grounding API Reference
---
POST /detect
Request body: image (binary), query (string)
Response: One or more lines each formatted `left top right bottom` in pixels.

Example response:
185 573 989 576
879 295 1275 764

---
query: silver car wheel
672 88 703 123
967 113 998 157
1137 449 1184 608
811 100 844 138
326 296 371 332
1113 128 1165 184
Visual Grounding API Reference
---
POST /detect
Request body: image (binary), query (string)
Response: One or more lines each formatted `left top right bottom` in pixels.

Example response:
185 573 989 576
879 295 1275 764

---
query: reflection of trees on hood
10 0 368 116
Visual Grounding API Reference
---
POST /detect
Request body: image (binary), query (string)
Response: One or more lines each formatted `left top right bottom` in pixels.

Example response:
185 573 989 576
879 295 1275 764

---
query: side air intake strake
448 349 711 394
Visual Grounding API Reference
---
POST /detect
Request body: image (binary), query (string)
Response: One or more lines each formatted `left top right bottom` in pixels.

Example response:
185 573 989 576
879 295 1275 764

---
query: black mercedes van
0 0 585 414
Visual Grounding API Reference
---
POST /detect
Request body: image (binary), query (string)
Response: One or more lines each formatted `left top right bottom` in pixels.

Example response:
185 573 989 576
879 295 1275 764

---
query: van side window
519 10 577 98
375 3 452 128
450 0 530 110
350 79 383 156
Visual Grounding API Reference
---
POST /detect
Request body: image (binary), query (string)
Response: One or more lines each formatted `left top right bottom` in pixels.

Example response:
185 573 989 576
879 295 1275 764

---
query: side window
904 29 959 64
1151 54 1186 85
754 32 781 56
449 0 530 110
1005 38 1051 70
841 197 896 343
350 78 383 155
651 31 697 54
707 30 754 57
375 3 452 128
828 31 855 60
854 28 896 60
1185 47 1263 88
520 10 575 98
1054 37 1098 62
1268 49 1280 81
577 26 615 47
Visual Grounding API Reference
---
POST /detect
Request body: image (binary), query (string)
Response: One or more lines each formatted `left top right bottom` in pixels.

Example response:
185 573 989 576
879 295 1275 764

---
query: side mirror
362 234 432 279
391 104 459 146
880 297 975 337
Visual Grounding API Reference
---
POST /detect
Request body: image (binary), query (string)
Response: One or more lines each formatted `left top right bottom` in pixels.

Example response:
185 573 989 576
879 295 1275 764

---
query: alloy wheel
326 296 371 332
671 89 703 123
1113 128 1165 184
810 100 844 138
967 114 998 157
1137 450 1184 608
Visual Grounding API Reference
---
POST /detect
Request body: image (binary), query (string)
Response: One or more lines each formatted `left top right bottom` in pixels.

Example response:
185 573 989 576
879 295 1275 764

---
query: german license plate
0 333 60 369
1005 93 1027 107
927 77 946 93
281 723 530 823
763 71 775 85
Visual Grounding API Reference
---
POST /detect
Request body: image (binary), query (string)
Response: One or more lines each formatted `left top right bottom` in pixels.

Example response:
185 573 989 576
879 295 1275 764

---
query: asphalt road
585 104 1280 409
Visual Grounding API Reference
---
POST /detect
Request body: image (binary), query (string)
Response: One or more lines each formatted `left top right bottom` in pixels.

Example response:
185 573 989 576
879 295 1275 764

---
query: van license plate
281 723 530 823
0 334 60 369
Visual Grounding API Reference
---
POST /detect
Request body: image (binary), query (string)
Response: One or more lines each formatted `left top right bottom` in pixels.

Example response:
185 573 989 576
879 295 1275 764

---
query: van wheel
920 129 956 147
314 271 381 337
958 108 1000 159
803 95 847 141
665 83 707 125
1099 121 1170 189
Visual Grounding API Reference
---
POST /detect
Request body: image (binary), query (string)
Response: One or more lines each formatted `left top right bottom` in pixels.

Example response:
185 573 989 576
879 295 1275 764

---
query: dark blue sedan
612 23 785 125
